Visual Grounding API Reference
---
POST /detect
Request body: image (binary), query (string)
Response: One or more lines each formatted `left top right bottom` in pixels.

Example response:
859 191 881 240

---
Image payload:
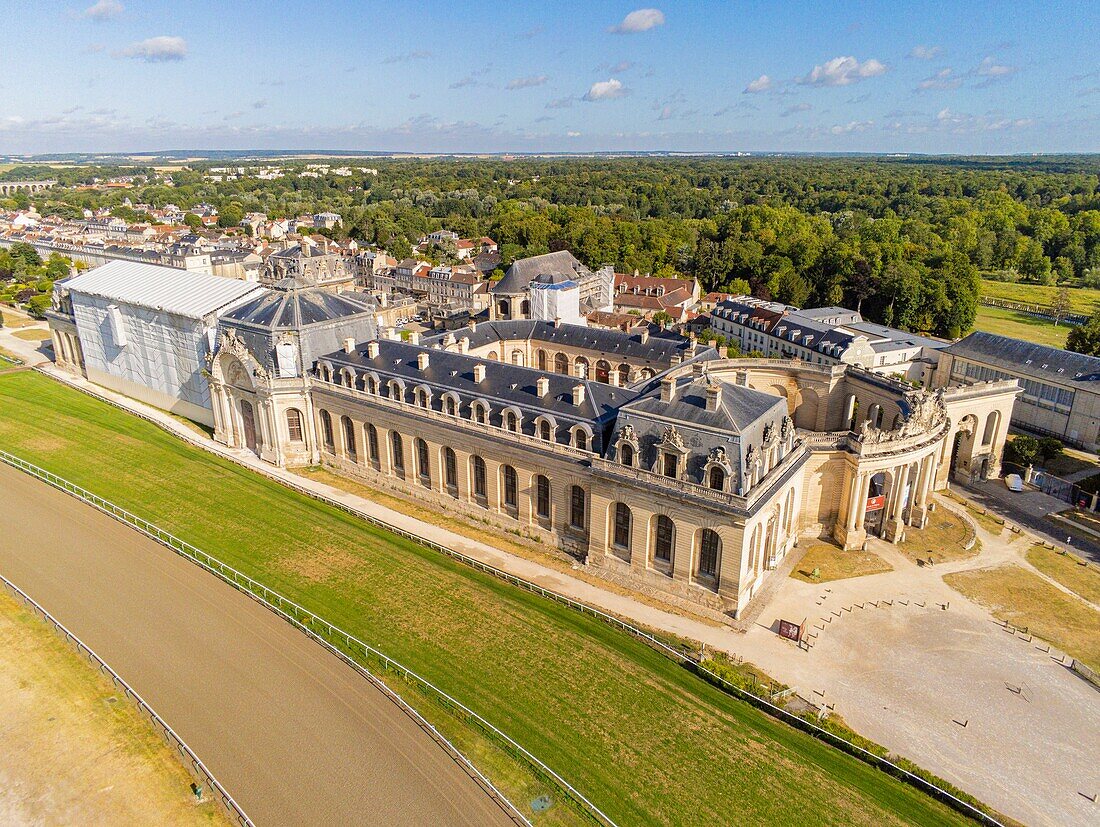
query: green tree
183 213 203 231
1005 435 1039 466
1051 286 1071 326
1067 313 1100 356
217 203 244 229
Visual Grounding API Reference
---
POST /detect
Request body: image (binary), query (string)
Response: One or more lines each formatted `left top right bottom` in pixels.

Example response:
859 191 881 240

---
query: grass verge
1025 544 1100 606
790 543 893 583
970 306 1067 349
11 327 50 342
944 565 1100 672
899 505 979 564
0 371 980 826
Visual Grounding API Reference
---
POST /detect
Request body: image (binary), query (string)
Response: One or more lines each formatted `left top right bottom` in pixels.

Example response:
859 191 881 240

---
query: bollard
190 782 203 801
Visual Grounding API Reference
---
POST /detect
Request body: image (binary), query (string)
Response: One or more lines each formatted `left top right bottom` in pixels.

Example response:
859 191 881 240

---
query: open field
0 370 977 826
0 586 228 826
980 279 1100 315
944 564 1100 672
790 543 893 583
1025 544 1100 605
969 306 1068 349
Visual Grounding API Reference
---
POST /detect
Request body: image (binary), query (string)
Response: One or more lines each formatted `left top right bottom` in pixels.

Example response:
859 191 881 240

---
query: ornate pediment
658 424 686 452
616 423 638 444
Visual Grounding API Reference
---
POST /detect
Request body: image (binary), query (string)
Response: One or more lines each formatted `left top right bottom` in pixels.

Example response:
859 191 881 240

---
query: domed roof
222 279 375 331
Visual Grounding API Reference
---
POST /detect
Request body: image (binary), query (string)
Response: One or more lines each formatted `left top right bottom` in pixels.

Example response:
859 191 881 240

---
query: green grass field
980 279 1100 315
0 371 976 826
970 305 1069 349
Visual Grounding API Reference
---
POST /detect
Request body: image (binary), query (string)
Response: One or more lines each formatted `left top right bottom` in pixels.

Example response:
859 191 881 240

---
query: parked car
1005 473 1024 492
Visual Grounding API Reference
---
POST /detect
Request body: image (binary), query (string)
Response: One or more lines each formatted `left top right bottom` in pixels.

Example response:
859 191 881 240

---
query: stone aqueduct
0 180 57 196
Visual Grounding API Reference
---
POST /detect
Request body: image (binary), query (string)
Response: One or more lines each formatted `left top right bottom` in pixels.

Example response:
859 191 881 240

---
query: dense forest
6 155 1100 339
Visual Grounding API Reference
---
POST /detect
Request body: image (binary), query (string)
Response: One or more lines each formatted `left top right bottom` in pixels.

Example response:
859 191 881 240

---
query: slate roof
622 375 786 433
491 250 590 295
945 331 1100 385
221 280 375 330
320 338 632 425
423 319 702 367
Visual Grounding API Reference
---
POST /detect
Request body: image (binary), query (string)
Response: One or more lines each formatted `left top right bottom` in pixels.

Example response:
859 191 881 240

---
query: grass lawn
969 306 1068 349
980 279 1100 315
0 588 229 826
1025 544 1100 606
1 309 37 329
944 565 1100 672
943 491 1005 536
791 543 893 584
11 328 50 342
0 370 977 827
899 505 979 564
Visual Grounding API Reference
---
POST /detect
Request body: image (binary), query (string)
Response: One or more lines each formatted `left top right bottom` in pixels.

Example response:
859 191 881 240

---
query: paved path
32 363 1100 827
0 463 515 827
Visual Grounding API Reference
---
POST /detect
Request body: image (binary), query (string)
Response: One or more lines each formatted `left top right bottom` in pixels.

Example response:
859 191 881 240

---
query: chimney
639 329 649 344
554 317 563 328
671 355 682 366
409 330 421 345
473 363 486 383
537 376 550 397
367 341 379 358
343 337 355 354
706 384 721 412
692 362 704 378
467 319 477 332
417 352 429 371
572 384 586 406
608 370 620 387
660 376 676 403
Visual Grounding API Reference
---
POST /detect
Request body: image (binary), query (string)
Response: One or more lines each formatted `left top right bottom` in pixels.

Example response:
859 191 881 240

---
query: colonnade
838 449 938 549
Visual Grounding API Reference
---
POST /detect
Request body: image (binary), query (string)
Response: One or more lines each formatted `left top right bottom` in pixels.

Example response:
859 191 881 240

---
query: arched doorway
863 471 888 537
951 416 978 482
239 399 258 453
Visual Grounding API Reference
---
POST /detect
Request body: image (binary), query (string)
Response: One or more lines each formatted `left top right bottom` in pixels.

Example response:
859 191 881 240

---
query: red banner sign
865 494 886 512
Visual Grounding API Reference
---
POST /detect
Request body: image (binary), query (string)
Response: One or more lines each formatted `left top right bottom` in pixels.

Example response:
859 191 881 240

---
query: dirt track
0 463 514 827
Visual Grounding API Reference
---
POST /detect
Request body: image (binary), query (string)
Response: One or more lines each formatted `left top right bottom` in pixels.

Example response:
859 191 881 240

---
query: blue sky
3 0 1098 154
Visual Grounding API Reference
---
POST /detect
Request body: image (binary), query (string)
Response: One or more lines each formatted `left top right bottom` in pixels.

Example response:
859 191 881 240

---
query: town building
490 250 615 322
262 237 360 289
613 273 701 322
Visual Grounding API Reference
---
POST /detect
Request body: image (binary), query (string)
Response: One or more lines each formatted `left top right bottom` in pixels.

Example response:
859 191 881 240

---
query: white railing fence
0 571 253 827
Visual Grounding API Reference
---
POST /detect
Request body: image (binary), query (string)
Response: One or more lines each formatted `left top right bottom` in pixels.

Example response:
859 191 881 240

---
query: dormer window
662 453 678 478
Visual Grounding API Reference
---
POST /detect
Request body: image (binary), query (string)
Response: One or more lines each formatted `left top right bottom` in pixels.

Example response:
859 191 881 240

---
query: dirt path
0 464 514 827
0 586 229 826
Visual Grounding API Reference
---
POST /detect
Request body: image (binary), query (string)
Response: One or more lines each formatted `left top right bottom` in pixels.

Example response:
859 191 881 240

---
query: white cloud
584 78 627 101
909 45 942 60
798 56 887 87
917 68 962 91
829 120 874 134
743 74 773 94
609 8 665 34
567 131 581 137
113 36 187 62
977 56 1014 78
83 0 123 21
507 75 549 90
781 102 813 117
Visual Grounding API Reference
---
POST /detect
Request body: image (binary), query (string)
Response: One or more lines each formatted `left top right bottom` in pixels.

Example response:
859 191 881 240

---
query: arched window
698 529 721 579
497 300 509 318
389 380 404 401
639 368 654 380
595 360 611 383
416 438 430 485
445 395 458 416
574 429 588 451
574 356 589 379
655 515 674 562
520 299 530 316
366 376 378 394
613 503 632 550
415 387 429 408
320 410 334 452
342 416 357 461
569 486 586 530
539 420 552 441
367 424 379 464
472 455 487 500
709 466 725 491
487 350 499 361
535 475 550 519
617 363 631 385
443 447 457 493
510 350 524 366
504 411 518 432
473 402 487 425
391 431 404 475
502 465 518 509
286 408 304 442
554 353 569 374
621 443 634 466
537 349 548 371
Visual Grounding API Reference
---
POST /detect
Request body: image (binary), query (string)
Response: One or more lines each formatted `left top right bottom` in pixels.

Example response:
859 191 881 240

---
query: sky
2 0 1098 155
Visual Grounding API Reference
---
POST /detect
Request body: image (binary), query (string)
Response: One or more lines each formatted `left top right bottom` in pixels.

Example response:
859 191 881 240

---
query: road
0 463 515 827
